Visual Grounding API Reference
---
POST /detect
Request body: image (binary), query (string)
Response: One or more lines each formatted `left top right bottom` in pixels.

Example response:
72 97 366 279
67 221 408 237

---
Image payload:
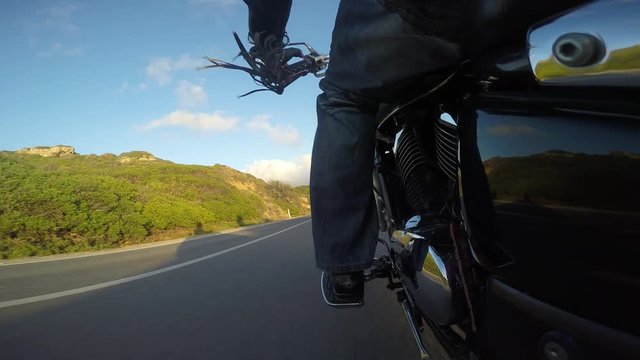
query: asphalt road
0 218 444 360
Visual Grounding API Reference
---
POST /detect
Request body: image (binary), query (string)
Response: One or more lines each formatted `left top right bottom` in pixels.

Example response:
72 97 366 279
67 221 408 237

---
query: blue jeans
310 0 462 273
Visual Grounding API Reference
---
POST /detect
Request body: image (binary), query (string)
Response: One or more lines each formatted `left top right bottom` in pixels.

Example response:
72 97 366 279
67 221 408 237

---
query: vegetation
0 151 310 259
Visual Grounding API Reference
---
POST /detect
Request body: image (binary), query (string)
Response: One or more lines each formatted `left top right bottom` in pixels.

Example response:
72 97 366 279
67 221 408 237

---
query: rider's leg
311 87 380 274
311 0 462 275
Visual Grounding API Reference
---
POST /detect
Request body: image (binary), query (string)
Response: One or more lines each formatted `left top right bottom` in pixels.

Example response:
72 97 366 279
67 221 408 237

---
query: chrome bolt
553 33 605 67
543 341 568 360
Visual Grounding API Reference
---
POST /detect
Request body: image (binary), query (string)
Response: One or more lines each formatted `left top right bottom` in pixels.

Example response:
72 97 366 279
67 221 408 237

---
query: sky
0 0 341 185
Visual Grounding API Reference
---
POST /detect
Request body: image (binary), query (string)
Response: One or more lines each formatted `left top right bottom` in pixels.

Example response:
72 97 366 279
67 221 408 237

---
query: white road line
0 220 310 309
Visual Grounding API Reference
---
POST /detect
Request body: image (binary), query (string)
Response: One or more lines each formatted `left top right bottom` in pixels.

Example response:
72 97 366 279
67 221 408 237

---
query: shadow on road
0 217 436 359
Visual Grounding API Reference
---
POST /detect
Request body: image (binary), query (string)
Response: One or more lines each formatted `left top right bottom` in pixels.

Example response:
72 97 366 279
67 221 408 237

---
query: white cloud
41 4 80 33
247 115 300 146
117 81 129 93
245 155 311 186
174 54 202 71
146 54 203 86
175 80 207 108
36 42 83 57
26 4 79 37
146 58 172 86
138 110 238 132
26 4 81 53
138 82 148 91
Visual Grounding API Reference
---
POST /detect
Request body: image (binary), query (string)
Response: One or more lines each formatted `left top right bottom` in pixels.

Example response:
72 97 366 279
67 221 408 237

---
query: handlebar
281 53 330 89
201 32 329 97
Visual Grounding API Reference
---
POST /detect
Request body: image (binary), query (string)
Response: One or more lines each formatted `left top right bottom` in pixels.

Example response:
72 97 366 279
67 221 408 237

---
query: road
0 218 445 360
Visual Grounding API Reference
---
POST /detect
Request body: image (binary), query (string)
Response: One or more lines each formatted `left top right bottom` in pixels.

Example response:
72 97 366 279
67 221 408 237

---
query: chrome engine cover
392 215 465 326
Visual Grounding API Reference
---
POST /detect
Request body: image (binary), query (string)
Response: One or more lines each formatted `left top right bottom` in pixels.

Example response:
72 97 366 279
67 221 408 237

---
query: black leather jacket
242 0 589 49
243 0 292 41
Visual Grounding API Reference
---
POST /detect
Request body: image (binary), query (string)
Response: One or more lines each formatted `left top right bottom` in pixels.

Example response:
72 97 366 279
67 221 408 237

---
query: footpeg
365 256 403 290
364 256 391 281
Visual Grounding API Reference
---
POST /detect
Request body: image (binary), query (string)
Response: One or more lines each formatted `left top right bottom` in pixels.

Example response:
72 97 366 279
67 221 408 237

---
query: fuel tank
456 3 640 356
457 89 640 359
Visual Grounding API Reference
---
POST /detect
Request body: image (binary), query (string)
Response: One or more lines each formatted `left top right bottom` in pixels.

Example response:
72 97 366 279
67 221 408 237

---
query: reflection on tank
422 247 448 288
527 0 640 86
535 45 640 81
468 103 640 335
483 150 640 213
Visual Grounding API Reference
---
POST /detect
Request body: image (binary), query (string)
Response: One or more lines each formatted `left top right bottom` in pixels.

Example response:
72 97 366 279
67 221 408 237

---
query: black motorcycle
206 1 640 358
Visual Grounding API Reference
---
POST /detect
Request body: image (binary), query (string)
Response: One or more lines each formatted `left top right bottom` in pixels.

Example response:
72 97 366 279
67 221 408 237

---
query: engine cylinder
395 119 458 214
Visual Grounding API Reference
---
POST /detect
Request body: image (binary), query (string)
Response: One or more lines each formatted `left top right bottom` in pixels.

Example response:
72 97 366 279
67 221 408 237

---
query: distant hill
484 150 640 212
0 147 310 259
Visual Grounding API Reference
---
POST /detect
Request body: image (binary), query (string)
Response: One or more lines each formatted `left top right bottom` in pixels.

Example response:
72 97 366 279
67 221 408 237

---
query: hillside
484 150 640 212
0 147 310 259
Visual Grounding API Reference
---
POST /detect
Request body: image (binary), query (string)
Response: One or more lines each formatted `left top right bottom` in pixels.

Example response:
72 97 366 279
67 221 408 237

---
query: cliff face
18 145 76 157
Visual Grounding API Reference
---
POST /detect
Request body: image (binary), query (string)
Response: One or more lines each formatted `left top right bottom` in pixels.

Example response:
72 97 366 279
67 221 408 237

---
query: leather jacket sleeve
243 0 293 41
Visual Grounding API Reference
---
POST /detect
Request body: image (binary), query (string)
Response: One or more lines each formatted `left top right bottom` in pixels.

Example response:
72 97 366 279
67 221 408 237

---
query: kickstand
365 256 431 359
401 298 431 359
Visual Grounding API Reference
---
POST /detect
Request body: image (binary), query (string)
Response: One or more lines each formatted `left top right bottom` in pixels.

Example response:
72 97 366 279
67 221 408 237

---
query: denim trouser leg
310 0 462 273
311 91 379 273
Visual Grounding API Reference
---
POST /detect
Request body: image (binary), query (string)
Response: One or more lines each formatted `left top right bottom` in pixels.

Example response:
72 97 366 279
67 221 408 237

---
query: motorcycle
206 1 640 358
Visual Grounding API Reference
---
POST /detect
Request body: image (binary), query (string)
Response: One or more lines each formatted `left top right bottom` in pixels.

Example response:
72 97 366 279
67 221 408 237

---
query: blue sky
0 0 340 185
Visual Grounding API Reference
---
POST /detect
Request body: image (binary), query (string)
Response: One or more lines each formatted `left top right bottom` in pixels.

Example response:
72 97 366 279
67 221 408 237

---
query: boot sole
321 271 364 308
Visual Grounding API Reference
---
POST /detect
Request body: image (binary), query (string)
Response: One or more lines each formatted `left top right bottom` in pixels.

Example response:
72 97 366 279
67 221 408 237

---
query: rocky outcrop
118 151 158 163
18 145 76 157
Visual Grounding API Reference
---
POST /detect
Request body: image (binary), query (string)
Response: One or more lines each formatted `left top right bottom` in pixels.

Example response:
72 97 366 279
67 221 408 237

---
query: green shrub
0 152 310 259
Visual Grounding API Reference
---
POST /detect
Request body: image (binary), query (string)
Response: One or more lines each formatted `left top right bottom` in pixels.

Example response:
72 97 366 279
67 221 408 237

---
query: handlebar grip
285 56 316 76
277 54 328 91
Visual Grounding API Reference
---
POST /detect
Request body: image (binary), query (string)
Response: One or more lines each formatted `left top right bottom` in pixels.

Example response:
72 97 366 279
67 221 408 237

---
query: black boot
321 271 365 308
